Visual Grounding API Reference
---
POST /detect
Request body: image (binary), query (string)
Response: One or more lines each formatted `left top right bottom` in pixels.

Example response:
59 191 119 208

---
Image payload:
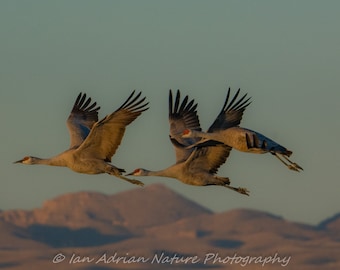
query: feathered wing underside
208 88 251 132
187 88 250 174
168 90 202 163
77 91 149 162
66 92 101 148
189 144 232 174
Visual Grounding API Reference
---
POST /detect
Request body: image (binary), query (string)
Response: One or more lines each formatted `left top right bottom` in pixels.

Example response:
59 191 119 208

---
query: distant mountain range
0 184 339 270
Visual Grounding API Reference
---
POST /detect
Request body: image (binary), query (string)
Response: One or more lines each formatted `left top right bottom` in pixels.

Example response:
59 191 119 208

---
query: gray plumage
127 89 250 195
14 91 149 186
182 92 303 172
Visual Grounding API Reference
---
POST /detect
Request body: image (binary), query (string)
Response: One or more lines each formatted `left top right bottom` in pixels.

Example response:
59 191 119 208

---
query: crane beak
125 171 134 176
13 159 24 164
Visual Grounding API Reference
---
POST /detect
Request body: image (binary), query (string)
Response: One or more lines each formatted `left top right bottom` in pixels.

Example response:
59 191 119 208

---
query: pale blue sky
1 0 339 225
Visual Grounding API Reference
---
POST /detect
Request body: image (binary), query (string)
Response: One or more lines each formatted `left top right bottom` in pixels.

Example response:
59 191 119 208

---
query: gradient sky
1 0 339 225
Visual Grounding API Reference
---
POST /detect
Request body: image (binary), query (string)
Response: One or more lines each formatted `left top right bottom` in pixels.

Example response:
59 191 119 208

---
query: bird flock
15 88 302 196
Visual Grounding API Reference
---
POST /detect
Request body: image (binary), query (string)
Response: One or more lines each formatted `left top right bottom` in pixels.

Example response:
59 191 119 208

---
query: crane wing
207 88 251 132
76 91 149 162
67 93 100 148
188 88 250 173
169 90 202 163
189 144 232 174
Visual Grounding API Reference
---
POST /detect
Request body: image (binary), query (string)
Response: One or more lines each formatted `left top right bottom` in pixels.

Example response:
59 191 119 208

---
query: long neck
145 165 179 178
32 156 66 167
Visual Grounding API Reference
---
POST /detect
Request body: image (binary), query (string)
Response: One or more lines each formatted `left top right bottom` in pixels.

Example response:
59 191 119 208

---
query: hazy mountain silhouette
1 184 211 233
0 184 339 270
318 212 340 230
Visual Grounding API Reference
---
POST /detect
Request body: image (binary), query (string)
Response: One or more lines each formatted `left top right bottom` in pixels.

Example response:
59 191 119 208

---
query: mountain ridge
0 184 339 270
0 184 212 233
1 184 340 233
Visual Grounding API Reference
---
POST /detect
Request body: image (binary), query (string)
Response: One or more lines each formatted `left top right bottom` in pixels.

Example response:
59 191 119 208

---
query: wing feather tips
117 90 136 110
123 91 142 109
222 87 250 113
207 87 251 132
225 87 240 111
168 89 174 117
71 92 101 114
169 89 198 117
74 92 83 106
174 90 181 112
80 96 91 110
228 92 251 112
179 95 189 113
86 101 100 112
78 93 87 108
116 90 149 113
67 93 101 149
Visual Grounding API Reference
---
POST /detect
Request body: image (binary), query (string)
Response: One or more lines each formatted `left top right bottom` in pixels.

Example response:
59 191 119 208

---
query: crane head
14 156 39 165
126 168 148 176
181 129 193 138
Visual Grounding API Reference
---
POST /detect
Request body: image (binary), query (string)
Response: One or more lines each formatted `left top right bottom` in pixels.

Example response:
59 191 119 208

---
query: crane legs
272 153 303 172
213 176 250 196
225 185 250 196
107 166 145 186
116 174 145 186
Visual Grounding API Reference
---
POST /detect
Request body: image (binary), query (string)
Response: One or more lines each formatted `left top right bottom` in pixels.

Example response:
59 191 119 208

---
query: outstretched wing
67 93 100 148
169 90 201 163
189 144 232 174
207 87 251 132
189 88 250 173
77 91 149 162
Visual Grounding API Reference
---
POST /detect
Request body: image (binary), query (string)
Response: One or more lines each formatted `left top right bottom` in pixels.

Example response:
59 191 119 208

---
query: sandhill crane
127 88 251 195
182 93 303 172
14 91 149 186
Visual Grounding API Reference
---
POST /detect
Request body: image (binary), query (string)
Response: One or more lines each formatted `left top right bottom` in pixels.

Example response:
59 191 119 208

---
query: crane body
128 88 251 195
15 91 149 186
183 124 302 171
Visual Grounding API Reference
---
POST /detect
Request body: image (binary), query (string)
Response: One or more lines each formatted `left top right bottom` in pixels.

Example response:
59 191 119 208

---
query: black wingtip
169 89 173 117
71 92 100 114
117 90 149 113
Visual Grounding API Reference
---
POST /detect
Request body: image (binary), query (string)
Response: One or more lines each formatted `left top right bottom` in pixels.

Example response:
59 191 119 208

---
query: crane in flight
182 93 303 171
14 91 149 186
128 88 251 195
